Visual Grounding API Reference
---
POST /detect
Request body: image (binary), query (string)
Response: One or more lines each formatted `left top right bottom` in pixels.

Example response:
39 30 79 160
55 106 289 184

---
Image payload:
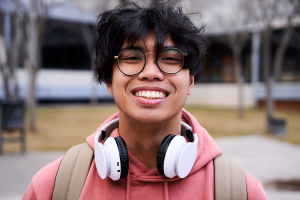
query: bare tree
79 24 97 103
253 0 300 133
24 0 116 130
229 33 249 118
204 0 254 118
0 0 23 101
25 0 63 130
71 0 109 104
274 0 300 81
226 1 253 118
25 0 45 131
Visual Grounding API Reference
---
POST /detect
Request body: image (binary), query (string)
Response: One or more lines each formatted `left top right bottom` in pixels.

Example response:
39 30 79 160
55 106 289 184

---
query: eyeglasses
114 48 187 75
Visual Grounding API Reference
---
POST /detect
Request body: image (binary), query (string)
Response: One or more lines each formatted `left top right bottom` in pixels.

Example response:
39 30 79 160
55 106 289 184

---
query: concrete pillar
251 31 260 84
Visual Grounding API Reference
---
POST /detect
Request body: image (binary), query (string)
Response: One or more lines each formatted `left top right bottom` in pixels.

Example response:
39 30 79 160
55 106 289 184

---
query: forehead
120 32 176 51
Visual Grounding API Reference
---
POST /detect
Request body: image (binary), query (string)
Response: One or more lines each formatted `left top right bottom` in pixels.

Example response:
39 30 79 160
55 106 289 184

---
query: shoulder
23 156 63 200
246 173 268 200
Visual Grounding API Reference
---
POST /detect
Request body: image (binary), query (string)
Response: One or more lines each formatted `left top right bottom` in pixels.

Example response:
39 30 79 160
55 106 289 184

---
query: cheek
110 73 131 96
108 64 124 94
175 70 192 93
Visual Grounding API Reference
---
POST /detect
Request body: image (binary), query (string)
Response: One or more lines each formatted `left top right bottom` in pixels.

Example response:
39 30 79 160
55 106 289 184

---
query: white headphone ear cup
95 141 110 179
162 135 187 178
176 142 197 178
103 137 122 181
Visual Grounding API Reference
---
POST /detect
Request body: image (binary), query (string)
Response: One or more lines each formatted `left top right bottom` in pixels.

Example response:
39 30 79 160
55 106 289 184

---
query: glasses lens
118 50 145 75
158 48 184 73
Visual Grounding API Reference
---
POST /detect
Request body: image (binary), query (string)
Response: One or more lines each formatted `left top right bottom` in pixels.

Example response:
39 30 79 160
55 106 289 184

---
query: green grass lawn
185 105 300 145
2 103 300 153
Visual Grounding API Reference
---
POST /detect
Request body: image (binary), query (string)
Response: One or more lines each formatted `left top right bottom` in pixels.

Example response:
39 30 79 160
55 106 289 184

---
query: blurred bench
268 117 286 137
0 101 25 154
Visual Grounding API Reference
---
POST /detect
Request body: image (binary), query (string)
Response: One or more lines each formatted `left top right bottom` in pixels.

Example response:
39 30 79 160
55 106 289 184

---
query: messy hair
94 1 207 84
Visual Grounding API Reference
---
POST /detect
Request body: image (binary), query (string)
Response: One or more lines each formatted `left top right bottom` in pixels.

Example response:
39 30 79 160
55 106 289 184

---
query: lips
134 90 167 99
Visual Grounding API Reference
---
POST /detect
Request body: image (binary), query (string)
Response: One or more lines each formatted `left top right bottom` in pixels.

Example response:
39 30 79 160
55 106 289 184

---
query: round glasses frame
114 48 187 76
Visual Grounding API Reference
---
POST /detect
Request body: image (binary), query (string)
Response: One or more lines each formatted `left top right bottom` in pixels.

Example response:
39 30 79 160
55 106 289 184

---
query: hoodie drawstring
126 164 131 200
164 181 169 200
126 163 170 200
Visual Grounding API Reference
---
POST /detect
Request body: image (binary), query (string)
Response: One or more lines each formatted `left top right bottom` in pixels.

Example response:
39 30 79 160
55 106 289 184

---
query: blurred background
0 0 300 199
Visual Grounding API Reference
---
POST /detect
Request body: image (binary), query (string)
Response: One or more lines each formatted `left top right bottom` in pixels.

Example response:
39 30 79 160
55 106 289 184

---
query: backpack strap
214 155 247 200
52 144 247 200
52 142 93 200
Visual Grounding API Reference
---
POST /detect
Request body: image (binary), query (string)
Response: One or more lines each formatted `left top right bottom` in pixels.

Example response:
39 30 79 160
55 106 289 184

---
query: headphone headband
94 118 198 180
95 118 195 143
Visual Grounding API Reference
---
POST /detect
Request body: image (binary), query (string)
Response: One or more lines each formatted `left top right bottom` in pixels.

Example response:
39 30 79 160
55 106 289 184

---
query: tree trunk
79 24 98 104
229 34 246 119
274 23 292 81
26 0 39 131
10 1 23 100
233 44 244 118
262 27 274 132
28 69 37 130
0 1 23 101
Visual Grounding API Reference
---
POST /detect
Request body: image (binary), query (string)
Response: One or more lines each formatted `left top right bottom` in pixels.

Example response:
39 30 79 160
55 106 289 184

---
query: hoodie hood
86 108 222 182
22 109 266 200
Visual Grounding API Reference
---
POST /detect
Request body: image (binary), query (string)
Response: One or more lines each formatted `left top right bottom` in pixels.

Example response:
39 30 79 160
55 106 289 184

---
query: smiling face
107 32 194 125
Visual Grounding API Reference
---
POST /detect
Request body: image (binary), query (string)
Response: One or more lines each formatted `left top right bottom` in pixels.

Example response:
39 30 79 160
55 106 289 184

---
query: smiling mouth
134 90 167 99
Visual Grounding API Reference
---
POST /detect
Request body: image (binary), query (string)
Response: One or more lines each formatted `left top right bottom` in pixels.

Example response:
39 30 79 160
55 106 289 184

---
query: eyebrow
120 45 178 53
163 46 177 49
120 46 145 52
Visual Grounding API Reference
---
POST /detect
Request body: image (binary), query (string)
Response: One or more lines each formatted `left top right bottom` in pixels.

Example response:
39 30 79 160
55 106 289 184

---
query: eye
123 56 142 61
162 56 180 61
119 50 144 63
159 49 183 64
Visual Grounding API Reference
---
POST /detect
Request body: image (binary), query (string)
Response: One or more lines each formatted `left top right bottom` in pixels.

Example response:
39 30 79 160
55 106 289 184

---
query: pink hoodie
23 109 268 200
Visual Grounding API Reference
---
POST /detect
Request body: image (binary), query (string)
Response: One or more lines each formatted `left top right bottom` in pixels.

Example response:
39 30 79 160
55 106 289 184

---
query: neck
118 111 182 169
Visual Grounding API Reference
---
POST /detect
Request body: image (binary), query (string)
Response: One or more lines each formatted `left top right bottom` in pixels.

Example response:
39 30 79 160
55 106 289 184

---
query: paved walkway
1 134 300 200
215 135 300 200
0 151 64 200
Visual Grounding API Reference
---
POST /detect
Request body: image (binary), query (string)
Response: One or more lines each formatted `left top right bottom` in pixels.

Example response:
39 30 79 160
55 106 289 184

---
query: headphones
94 118 198 181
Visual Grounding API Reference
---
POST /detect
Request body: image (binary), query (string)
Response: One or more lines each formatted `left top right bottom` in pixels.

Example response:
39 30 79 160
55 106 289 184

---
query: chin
134 109 181 124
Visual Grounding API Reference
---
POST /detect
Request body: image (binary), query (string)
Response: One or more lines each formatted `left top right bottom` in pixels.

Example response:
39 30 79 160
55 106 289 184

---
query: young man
23 2 268 199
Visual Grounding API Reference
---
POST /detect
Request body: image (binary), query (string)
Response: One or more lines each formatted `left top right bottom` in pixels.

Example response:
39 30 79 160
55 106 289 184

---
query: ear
187 75 194 95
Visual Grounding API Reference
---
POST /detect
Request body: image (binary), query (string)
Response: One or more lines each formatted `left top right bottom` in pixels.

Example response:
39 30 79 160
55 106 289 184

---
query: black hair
94 1 207 84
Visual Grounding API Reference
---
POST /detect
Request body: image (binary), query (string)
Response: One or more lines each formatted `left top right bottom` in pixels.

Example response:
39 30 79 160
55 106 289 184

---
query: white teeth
160 92 163 98
134 90 167 99
155 91 160 98
151 91 156 98
146 91 151 98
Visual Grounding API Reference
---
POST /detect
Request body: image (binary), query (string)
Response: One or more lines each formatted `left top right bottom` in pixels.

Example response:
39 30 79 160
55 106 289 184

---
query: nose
137 52 164 81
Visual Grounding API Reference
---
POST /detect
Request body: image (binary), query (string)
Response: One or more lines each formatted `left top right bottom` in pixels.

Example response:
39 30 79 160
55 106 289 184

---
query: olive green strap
52 143 93 200
214 155 247 200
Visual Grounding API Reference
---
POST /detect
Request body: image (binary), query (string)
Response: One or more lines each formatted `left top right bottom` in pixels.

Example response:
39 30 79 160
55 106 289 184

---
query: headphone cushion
157 134 176 175
114 136 129 178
